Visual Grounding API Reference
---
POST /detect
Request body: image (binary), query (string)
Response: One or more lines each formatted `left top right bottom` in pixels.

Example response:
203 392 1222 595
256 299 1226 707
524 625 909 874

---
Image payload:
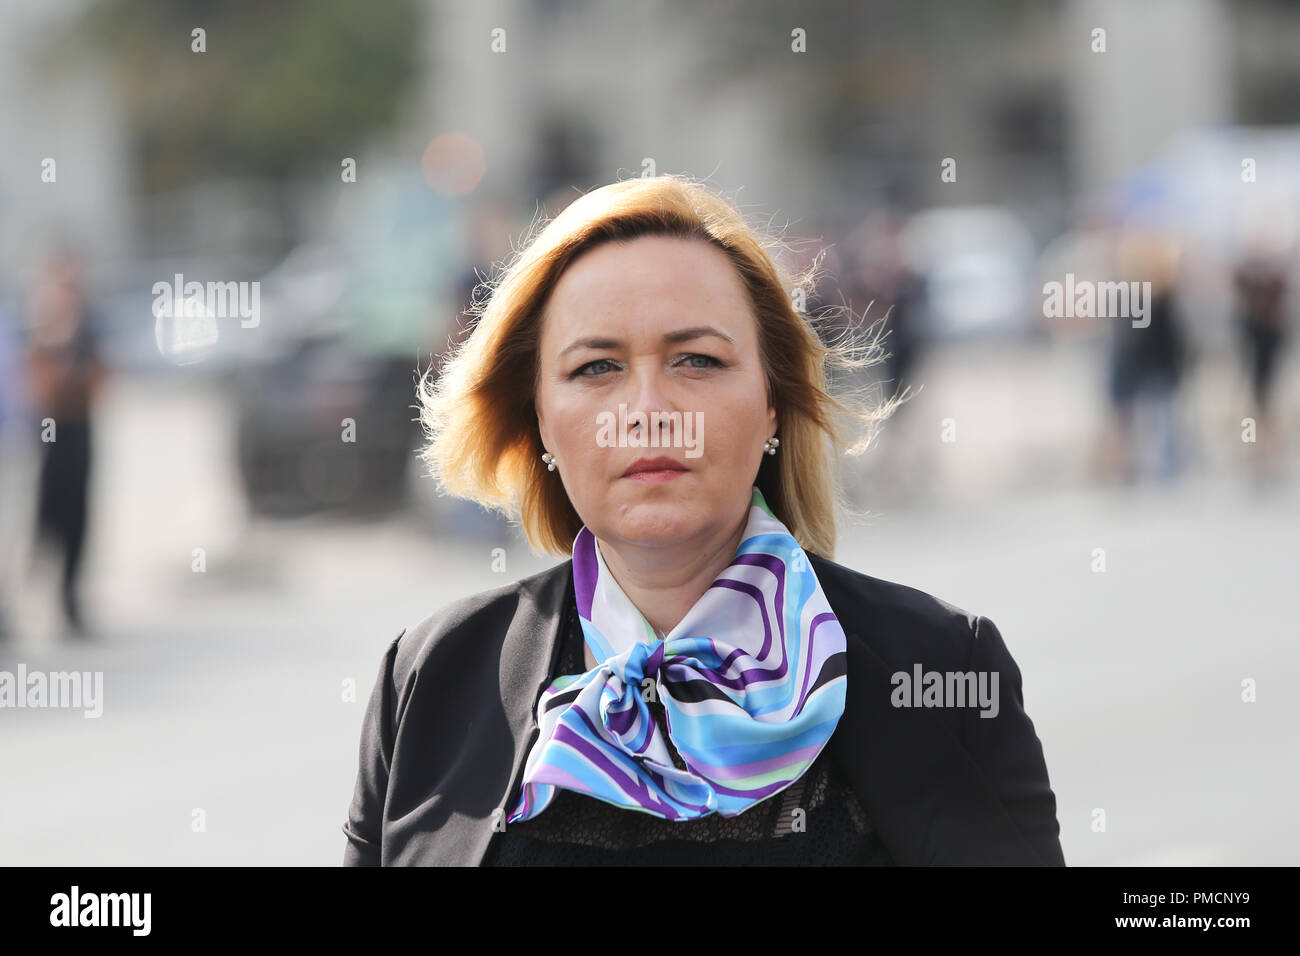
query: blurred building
0 0 133 282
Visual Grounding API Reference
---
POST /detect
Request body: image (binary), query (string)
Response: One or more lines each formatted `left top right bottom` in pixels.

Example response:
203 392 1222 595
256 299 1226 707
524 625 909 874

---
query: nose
624 364 677 438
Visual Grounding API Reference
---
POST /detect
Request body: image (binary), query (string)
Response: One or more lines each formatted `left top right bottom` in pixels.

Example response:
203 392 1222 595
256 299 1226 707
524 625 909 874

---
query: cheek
703 396 766 453
537 379 569 430
544 394 597 456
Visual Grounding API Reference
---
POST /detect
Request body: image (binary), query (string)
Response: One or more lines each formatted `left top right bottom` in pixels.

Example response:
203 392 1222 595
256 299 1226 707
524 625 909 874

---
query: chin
608 508 703 547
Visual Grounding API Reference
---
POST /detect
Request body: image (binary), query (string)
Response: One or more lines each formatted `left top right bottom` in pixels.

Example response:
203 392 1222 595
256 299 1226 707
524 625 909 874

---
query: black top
28 310 102 423
482 594 895 866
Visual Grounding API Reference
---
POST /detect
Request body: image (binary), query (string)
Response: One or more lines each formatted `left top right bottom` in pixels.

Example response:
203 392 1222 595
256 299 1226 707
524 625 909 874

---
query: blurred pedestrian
835 209 925 502
24 250 108 638
843 209 924 404
1232 252 1289 480
1102 234 1190 483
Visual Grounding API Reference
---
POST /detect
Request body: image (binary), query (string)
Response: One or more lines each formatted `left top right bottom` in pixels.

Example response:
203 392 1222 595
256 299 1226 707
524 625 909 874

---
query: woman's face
536 234 777 552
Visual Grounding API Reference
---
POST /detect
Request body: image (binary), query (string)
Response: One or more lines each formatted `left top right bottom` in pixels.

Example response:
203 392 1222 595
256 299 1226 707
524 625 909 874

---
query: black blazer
343 552 1066 866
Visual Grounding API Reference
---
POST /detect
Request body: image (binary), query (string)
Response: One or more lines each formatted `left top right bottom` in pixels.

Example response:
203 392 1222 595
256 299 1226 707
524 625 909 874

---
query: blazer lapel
468 561 573 865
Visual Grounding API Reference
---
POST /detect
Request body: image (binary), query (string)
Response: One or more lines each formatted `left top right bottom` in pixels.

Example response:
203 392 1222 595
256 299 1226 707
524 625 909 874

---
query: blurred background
1 0 1297 865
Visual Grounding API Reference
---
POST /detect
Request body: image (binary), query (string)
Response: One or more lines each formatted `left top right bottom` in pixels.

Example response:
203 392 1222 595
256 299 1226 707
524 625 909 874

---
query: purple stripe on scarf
573 527 598 620
568 707 714 816
564 707 717 816
729 551 786 639
553 720 682 818
605 694 653 749
794 612 839 715
712 578 794 686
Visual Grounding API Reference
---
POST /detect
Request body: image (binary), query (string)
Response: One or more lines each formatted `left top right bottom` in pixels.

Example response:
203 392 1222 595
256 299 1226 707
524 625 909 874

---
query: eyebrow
558 326 736 358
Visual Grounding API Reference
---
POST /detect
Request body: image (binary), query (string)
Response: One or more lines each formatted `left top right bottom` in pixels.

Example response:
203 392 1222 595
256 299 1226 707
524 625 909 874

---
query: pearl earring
541 451 557 472
763 436 781 456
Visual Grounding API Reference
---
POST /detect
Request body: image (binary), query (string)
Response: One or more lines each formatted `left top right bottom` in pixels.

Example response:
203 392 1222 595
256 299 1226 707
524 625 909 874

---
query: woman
25 250 106 638
342 174 1065 866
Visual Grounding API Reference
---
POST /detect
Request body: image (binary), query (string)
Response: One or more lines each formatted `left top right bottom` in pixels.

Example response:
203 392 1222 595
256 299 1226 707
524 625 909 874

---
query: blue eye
679 354 722 369
575 359 618 377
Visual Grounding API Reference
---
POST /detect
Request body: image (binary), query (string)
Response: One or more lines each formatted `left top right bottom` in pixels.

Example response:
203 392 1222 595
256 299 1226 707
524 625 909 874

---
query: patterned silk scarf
507 486 848 823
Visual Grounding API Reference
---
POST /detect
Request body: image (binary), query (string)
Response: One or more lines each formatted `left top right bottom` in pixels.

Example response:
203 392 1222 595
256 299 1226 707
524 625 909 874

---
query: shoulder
389 559 573 690
806 551 981 672
808 553 1065 865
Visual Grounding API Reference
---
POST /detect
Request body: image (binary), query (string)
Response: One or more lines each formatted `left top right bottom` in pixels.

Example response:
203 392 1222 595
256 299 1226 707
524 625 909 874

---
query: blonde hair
416 173 899 558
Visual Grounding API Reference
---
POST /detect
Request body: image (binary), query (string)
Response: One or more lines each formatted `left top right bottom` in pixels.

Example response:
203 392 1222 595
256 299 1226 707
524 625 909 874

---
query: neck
595 504 750 638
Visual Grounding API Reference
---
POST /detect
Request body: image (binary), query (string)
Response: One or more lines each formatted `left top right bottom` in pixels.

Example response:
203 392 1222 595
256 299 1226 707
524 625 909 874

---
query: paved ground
1 340 1296 865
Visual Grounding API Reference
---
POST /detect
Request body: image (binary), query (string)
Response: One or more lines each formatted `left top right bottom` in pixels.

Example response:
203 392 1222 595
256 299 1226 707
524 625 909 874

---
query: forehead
540 235 754 345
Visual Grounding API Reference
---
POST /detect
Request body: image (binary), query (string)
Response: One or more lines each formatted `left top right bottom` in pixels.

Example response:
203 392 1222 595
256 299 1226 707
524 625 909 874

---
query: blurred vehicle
91 255 257 377
233 332 416 517
899 205 1039 341
232 172 465 518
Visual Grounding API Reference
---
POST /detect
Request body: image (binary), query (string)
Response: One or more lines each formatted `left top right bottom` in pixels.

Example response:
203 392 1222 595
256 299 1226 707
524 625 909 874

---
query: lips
622 456 688 477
